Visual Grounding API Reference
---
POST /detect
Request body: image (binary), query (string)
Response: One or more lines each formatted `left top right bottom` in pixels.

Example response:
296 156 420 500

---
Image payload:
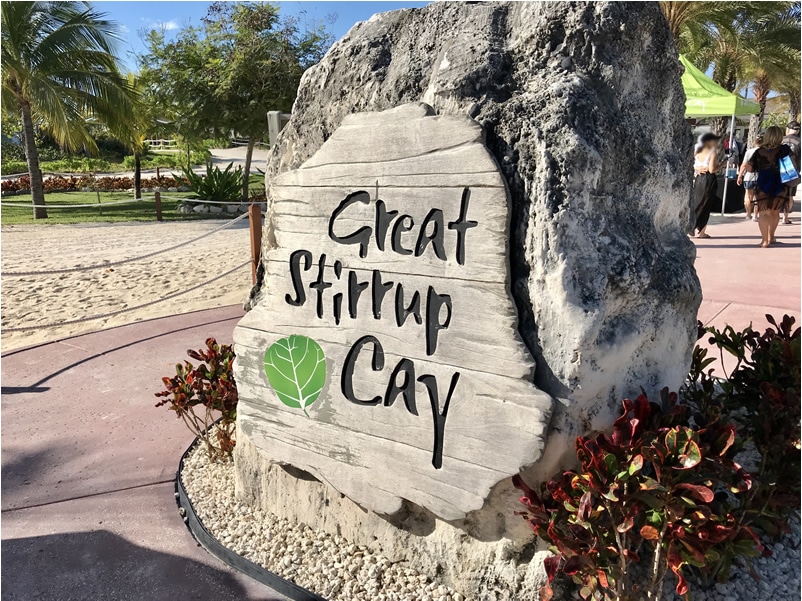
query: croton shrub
155 338 238 457
1 174 187 193
514 315 800 601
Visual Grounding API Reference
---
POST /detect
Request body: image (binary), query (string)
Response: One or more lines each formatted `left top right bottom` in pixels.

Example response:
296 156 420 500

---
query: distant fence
145 139 178 150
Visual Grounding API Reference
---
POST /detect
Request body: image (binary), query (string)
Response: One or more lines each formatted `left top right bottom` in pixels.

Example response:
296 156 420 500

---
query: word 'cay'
281 186 478 469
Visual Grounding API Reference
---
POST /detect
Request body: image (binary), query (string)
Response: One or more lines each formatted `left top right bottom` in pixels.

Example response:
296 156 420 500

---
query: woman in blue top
744 126 795 247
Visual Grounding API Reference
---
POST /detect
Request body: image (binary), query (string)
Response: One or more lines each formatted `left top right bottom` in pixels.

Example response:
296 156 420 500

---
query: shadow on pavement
1 530 278 601
1 446 65 509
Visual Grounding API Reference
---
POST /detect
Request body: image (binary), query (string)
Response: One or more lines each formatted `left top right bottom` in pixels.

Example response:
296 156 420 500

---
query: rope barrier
1 195 264 209
2 259 250 333
159 194 265 206
0 197 147 209
1 212 250 277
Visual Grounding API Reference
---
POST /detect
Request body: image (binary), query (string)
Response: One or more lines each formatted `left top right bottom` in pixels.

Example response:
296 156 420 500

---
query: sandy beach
1 219 252 351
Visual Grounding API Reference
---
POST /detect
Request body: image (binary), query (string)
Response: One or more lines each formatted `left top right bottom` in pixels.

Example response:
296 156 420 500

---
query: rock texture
237 1 701 598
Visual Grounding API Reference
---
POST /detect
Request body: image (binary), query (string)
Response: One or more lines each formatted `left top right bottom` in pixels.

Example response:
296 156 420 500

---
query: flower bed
1 174 189 195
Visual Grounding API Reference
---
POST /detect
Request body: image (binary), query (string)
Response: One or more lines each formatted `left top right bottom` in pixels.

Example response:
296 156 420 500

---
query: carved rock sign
233 103 552 520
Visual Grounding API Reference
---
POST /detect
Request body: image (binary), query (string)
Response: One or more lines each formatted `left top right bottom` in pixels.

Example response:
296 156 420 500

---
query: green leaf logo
263 335 327 416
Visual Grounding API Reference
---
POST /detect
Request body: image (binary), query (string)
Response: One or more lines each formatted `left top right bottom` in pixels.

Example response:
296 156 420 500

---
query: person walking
744 126 796 247
781 120 800 224
737 134 762 221
692 133 720 238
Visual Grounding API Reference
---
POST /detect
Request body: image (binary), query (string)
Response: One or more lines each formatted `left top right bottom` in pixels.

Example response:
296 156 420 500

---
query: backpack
784 136 801 168
750 147 788 197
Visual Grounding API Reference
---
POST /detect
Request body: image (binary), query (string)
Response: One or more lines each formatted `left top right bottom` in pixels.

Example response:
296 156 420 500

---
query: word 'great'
282 186 477 468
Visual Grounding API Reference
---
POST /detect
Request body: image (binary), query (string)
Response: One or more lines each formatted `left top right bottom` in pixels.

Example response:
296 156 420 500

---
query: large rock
236 1 700 598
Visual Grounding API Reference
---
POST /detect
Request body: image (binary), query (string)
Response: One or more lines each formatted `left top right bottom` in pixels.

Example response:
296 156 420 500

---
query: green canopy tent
680 55 760 215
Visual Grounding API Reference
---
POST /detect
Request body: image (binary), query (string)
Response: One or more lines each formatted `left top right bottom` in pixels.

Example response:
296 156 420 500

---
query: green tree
662 1 801 144
1 1 137 219
660 1 741 60
737 2 801 143
138 25 215 169
139 2 332 201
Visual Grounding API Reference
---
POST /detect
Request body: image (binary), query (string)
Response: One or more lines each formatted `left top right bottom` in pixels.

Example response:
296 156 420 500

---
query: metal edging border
175 436 328 601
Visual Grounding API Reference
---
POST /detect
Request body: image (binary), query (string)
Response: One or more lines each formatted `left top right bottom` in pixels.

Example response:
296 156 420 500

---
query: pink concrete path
1 306 286 601
1 214 798 600
693 212 800 374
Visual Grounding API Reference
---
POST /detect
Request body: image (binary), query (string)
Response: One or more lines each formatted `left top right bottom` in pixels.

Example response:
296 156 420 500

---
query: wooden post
249 203 262 284
155 191 162 222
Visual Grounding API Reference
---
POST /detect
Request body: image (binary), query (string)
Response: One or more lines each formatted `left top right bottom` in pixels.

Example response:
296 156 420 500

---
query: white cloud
156 20 179 31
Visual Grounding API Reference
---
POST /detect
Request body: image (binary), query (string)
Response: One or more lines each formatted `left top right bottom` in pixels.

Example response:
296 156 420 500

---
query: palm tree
660 1 743 57
738 2 801 142
662 1 801 144
660 2 752 140
1 2 136 219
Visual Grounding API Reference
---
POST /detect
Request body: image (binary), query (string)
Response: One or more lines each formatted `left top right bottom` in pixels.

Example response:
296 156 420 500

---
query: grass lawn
0 192 232 225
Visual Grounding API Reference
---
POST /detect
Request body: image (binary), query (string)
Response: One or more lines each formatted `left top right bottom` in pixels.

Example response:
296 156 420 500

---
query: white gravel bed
182 438 800 601
180 442 467 601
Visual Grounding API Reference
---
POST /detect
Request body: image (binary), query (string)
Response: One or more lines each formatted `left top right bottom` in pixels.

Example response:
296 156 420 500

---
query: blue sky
95 1 430 72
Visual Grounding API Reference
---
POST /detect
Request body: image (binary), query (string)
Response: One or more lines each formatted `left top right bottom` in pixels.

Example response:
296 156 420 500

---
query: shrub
514 314 800 601
42 175 83 191
684 315 801 537
513 392 759 601
1 161 28 176
155 338 238 457
182 163 243 202
2 176 29 192
0 173 187 193
1 140 26 163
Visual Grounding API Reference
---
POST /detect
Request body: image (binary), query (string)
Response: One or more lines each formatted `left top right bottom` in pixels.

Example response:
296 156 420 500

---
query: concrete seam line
0 479 176 513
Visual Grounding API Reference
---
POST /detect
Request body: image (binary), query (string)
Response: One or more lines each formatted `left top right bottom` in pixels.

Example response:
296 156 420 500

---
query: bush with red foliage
155 338 237 457
514 391 760 601
2 174 188 193
513 314 800 601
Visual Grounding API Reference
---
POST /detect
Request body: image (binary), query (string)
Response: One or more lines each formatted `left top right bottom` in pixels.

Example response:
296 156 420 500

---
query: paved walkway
1 306 285 601
1 213 799 600
693 212 800 373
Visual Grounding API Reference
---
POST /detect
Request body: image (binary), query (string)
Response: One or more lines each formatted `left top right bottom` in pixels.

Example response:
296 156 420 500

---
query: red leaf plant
513 390 760 601
155 338 238 457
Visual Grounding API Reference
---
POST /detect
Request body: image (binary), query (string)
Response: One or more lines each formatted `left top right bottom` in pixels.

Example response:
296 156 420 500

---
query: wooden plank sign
233 103 553 521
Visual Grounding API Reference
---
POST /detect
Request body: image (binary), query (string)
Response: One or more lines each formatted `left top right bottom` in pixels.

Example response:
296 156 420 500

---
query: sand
1 219 253 351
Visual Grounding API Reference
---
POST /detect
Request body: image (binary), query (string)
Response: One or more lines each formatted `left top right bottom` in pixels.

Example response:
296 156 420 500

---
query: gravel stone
661 514 801 601
185 436 799 600
181 441 466 600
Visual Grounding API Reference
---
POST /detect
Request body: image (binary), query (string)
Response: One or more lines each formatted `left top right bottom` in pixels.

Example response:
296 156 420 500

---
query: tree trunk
748 114 761 148
134 152 142 199
710 117 729 168
788 90 800 123
753 73 770 130
243 138 255 202
19 100 47 219
187 145 191 171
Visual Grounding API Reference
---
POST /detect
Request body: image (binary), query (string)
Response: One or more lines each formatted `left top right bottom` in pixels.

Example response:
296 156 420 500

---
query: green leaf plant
684 315 801 542
182 163 243 203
